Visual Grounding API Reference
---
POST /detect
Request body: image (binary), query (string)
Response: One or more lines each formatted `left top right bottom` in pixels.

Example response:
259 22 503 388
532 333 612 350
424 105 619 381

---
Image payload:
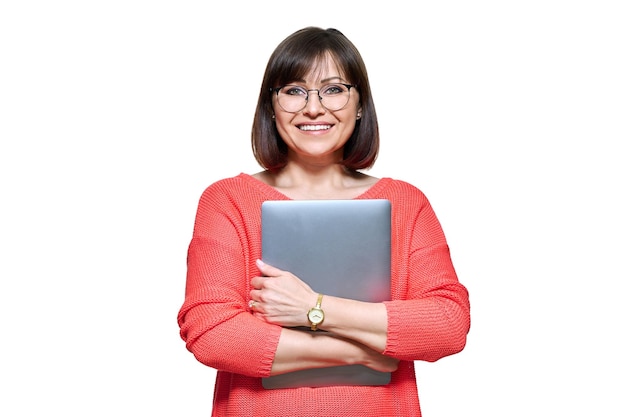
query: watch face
308 307 324 324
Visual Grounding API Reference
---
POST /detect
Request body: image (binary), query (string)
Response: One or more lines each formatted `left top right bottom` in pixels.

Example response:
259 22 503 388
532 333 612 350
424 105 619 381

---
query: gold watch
307 294 325 331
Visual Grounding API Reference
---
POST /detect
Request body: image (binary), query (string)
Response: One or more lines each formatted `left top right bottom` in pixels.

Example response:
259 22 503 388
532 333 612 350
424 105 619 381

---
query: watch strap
310 293 324 331
315 293 323 309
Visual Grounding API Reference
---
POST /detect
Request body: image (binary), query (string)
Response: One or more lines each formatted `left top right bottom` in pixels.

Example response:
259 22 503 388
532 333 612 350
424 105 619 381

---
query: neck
255 164 376 200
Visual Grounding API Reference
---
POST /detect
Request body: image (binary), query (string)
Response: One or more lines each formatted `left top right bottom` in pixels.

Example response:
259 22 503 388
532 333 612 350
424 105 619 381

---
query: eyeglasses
270 83 357 113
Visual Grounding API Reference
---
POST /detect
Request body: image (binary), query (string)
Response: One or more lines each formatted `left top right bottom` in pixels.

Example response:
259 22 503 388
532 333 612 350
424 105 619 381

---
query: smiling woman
269 56 363 175
177 26 470 417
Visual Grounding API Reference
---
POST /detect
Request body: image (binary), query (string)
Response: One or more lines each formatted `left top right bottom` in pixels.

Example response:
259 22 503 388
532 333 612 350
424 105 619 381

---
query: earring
271 114 275 119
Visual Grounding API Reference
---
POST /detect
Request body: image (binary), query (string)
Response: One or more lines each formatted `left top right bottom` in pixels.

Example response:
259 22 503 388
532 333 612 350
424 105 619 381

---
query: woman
177 26 470 416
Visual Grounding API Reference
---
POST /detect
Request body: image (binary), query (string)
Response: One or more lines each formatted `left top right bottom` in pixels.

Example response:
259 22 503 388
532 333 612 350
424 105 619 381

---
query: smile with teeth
298 124 332 131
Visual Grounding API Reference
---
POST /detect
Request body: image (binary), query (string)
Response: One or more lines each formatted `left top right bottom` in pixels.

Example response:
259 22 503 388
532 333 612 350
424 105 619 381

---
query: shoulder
195 172 285 214
193 174 255 210
199 173 255 199
191 174 267 232
377 178 430 202
372 178 441 220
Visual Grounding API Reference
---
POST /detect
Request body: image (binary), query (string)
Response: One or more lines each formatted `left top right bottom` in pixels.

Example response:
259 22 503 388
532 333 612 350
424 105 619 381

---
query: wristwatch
307 294 325 331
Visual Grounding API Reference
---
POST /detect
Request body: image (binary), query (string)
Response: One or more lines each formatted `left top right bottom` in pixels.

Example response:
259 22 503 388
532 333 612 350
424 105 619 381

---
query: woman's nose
302 90 326 115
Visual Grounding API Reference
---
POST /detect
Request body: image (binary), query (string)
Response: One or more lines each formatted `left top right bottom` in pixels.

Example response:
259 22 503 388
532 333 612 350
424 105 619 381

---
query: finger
248 298 263 310
249 288 262 302
248 299 264 315
250 276 266 289
256 259 283 277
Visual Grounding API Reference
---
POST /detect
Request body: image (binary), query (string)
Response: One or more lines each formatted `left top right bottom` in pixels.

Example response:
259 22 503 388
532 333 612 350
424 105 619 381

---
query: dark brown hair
251 27 379 172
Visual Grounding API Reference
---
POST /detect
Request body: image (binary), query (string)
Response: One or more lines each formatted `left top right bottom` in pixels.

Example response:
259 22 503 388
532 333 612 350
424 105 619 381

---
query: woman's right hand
250 259 318 328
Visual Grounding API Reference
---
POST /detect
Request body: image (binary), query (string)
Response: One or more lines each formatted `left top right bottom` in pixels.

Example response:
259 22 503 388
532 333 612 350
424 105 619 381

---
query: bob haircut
251 27 380 172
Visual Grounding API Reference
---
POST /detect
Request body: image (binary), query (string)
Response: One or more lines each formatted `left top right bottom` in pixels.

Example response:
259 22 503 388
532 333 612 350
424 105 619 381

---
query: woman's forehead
301 54 347 83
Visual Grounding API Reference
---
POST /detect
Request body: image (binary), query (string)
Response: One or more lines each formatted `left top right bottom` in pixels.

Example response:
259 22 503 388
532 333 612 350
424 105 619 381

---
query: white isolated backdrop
1 1 624 416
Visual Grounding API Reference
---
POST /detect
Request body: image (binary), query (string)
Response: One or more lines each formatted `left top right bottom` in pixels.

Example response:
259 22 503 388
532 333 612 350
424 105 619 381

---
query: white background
1 1 624 416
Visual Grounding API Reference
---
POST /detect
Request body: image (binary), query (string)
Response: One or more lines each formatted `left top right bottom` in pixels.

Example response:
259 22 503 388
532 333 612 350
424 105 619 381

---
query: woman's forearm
314 296 389 352
270 326 397 376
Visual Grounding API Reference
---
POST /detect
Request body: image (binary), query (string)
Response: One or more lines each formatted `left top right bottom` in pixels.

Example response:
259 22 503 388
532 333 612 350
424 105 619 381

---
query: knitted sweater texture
178 173 470 417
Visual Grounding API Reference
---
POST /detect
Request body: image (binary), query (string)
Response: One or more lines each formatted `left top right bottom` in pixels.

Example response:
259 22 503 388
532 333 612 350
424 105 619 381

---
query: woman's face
272 56 361 166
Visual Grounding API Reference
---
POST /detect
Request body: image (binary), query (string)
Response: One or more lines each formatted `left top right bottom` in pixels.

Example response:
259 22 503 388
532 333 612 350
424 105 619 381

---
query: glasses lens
319 84 351 111
276 84 352 112
276 85 308 112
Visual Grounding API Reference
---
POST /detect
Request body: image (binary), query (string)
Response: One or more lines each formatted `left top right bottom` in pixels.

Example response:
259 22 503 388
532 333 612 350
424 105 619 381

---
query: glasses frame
270 83 357 113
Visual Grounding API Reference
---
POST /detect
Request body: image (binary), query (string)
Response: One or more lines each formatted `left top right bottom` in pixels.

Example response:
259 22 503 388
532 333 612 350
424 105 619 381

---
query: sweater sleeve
382 184 471 362
177 184 282 377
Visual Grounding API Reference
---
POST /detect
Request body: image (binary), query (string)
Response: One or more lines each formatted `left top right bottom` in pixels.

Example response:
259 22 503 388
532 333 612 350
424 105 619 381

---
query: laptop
260 199 392 389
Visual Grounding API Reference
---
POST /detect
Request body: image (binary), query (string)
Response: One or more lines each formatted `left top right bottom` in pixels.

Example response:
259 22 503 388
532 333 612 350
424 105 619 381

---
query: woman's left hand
249 259 318 327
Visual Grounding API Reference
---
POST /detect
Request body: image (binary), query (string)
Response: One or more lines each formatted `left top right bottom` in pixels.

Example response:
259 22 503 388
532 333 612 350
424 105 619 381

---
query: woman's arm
251 259 390 353
269 325 398 376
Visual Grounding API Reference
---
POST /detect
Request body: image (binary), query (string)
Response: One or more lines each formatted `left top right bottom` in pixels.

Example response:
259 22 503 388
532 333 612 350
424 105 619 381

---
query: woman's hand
249 259 317 327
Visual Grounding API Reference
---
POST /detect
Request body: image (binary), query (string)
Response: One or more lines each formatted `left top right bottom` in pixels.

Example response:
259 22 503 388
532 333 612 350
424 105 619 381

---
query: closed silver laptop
261 199 392 389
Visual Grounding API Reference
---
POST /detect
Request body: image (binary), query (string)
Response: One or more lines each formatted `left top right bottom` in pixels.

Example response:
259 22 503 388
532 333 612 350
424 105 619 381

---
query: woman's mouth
298 124 332 131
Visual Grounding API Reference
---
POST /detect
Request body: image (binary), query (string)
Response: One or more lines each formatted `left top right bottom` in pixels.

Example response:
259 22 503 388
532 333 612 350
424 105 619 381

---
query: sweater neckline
238 173 391 200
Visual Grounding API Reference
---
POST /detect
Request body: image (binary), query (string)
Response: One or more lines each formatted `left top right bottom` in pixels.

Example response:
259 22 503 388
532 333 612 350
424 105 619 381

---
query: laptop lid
260 199 392 389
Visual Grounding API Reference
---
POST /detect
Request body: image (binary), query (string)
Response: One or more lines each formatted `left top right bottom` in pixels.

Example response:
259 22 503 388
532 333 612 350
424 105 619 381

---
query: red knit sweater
178 173 470 417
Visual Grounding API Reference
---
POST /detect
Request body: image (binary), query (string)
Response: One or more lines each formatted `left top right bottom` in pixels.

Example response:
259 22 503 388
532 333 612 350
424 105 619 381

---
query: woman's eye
285 87 306 96
322 85 344 95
